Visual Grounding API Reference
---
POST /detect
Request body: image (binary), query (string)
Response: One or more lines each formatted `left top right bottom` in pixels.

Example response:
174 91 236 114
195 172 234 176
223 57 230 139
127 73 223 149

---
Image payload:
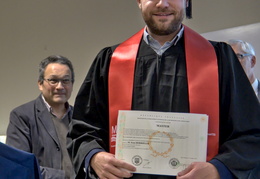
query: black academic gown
68 37 260 179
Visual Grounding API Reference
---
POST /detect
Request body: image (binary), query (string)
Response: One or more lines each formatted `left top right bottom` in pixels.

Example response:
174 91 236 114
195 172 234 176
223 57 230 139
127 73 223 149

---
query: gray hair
227 39 255 56
38 55 75 84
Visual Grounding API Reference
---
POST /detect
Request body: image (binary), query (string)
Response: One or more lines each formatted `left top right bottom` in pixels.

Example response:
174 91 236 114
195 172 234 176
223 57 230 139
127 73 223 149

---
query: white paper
115 110 208 176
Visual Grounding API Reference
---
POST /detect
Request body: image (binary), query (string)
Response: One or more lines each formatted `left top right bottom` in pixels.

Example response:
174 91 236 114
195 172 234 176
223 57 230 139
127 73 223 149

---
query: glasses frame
44 78 72 86
236 53 252 60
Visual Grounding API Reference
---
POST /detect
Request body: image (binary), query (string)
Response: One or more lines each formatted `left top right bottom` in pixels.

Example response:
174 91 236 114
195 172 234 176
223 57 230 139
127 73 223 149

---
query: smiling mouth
55 93 65 96
154 11 174 16
154 13 173 21
155 13 172 16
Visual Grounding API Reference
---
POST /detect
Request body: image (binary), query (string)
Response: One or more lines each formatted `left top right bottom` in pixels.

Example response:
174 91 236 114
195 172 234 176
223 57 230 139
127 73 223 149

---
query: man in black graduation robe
68 33 260 178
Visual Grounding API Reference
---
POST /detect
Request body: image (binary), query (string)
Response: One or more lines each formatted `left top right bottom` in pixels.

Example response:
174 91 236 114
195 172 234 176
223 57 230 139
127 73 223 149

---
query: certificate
115 110 208 176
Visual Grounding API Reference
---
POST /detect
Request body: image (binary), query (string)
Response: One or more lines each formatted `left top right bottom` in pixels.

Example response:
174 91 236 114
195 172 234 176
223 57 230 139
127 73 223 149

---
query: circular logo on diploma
148 131 174 158
169 158 180 169
132 155 142 166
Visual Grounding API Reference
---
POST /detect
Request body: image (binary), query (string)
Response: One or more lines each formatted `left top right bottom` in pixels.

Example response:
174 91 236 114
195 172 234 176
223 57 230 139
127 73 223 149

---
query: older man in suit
228 39 260 101
6 55 75 179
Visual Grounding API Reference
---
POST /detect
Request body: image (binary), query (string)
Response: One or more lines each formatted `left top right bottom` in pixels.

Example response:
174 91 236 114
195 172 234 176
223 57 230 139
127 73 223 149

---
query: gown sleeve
211 41 260 178
67 45 118 178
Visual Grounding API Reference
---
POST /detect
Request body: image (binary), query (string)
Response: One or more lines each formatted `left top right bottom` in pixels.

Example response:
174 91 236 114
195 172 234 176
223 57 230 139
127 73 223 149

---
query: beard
143 9 184 36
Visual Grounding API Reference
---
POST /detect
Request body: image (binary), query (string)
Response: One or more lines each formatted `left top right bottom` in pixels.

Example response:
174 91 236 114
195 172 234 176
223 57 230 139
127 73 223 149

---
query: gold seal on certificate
148 131 174 158
115 110 208 176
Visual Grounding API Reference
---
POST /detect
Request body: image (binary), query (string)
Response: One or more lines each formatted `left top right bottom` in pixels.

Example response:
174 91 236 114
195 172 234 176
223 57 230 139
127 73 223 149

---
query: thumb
177 165 192 177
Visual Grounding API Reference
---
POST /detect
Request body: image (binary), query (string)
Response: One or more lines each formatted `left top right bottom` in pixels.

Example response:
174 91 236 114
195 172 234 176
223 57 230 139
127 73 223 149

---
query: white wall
0 1 144 135
0 136 6 144
201 22 260 79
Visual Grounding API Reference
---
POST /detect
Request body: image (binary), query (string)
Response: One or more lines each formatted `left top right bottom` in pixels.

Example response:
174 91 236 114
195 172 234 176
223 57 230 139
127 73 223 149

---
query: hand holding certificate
115 110 208 176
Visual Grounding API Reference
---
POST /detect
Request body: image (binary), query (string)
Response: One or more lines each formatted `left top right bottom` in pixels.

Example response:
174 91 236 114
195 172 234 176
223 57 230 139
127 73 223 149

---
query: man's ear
38 81 43 91
137 0 141 9
251 56 256 68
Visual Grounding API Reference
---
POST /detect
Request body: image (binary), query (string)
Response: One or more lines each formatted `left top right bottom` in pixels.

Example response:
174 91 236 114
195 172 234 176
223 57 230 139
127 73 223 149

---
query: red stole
108 25 219 161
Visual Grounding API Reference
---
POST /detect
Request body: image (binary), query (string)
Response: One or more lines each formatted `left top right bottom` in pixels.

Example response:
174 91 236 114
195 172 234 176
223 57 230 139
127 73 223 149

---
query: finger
177 164 193 177
115 159 136 172
98 164 132 179
109 159 136 178
95 156 134 178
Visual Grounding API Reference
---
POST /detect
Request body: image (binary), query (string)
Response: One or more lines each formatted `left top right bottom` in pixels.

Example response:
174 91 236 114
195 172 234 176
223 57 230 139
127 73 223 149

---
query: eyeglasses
44 78 72 86
236 53 252 60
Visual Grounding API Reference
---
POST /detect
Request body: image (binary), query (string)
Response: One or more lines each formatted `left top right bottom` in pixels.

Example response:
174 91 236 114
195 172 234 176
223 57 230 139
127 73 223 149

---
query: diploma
115 110 208 176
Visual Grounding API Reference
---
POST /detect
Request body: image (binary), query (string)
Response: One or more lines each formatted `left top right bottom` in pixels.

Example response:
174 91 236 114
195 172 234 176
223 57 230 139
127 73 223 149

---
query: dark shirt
52 114 75 179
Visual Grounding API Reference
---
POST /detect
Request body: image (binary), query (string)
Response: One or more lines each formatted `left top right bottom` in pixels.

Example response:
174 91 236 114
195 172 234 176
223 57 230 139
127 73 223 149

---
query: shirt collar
143 25 184 55
251 78 258 95
41 94 71 118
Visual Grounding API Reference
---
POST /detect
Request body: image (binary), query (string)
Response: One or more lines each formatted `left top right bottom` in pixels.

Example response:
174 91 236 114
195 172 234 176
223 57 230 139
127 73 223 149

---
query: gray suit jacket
6 95 73 179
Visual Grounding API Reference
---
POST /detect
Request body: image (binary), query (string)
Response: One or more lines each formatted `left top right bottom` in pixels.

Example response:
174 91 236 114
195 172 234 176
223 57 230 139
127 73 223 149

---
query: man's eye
237 54 243 58
62 79 71 84
49 79 58 83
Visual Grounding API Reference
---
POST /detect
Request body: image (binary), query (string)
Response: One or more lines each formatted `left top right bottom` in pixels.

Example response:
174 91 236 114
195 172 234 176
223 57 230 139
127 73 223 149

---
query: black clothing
68 37 260 179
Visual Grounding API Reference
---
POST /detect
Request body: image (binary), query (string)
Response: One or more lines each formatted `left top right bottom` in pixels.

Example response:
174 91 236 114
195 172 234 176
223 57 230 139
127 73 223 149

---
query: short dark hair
38 55 75 84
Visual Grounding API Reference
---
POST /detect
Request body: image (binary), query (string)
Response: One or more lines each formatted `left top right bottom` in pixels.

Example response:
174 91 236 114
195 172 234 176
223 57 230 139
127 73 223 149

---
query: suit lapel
35 96 60 146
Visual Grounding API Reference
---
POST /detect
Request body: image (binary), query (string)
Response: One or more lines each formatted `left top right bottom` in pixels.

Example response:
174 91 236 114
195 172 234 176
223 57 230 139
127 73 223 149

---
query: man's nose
157 0 170 8
56 81 65 88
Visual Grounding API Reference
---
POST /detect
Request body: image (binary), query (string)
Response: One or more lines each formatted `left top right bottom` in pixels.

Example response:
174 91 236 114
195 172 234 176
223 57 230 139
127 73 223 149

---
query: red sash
108 25 219 161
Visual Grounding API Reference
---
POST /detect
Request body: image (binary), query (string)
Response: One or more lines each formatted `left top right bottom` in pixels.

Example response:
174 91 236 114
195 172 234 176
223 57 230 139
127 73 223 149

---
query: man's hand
90 152 136 179
177 162 220 179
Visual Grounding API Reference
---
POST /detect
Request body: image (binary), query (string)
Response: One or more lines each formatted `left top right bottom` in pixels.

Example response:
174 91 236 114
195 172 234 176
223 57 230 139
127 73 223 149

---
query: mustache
153 9 176 14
